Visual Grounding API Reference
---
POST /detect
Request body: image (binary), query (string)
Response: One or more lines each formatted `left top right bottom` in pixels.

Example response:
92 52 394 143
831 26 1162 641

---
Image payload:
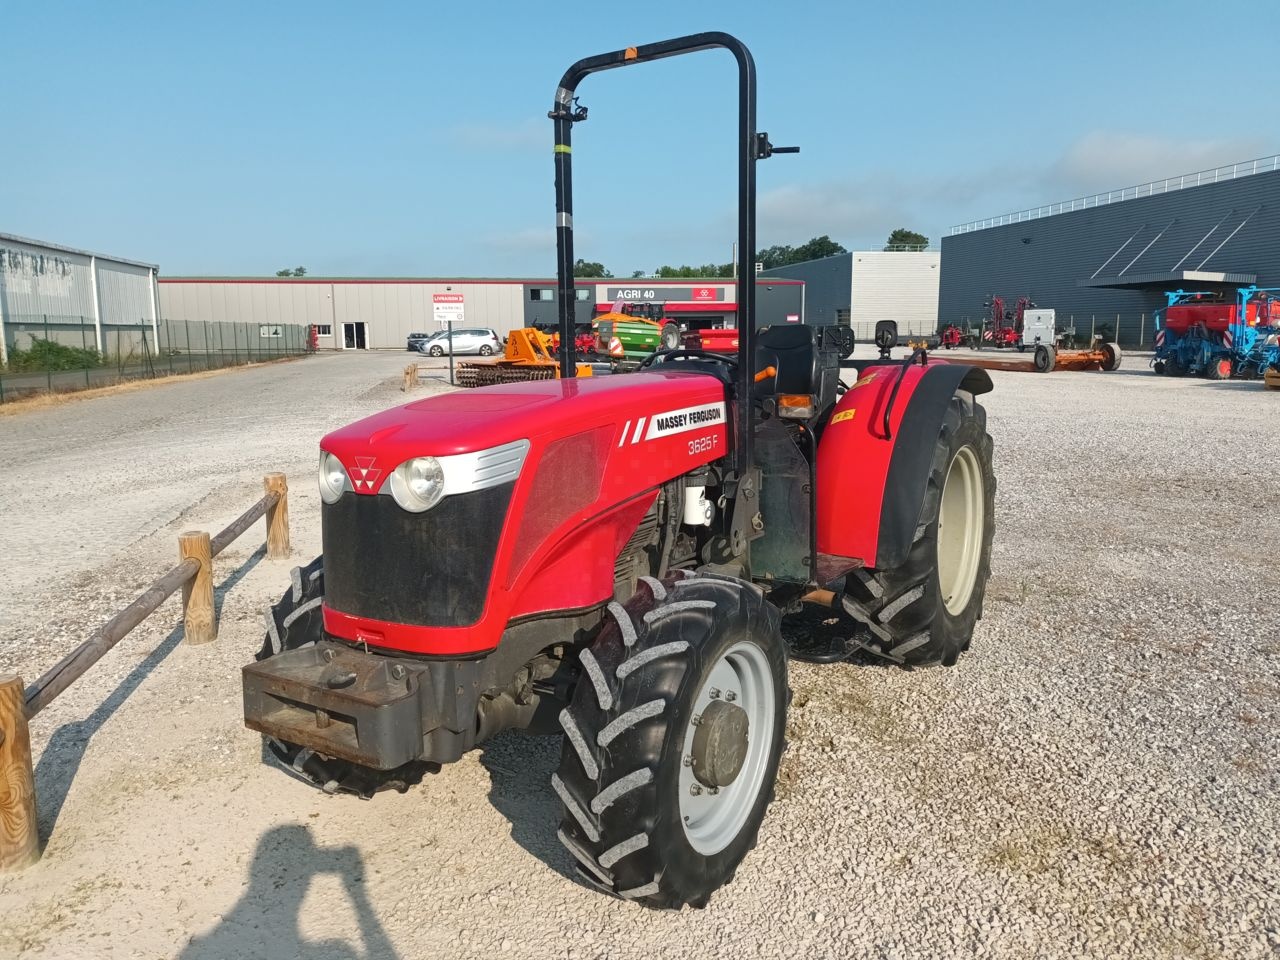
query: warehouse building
939 155 1280 337
0 232 160 364
157 277 805 349
760 251 941 340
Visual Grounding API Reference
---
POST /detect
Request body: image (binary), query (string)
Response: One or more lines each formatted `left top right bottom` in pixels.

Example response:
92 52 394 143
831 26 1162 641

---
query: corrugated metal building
0 232 159 364
939 156 1280 333
760 251 941 339
158 277 805 349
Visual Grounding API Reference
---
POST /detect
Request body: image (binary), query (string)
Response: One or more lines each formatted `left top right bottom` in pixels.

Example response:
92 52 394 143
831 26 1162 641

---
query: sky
4 0 1278 278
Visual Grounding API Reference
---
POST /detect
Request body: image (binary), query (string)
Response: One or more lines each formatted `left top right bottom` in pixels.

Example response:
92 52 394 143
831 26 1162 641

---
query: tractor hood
320 370 729 493
317 369 734 656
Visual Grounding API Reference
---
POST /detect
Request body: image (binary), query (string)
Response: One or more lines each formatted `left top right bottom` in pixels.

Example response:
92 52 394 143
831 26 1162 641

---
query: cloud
1045 131 1277 197
482 226 554 253
757 181 905 245
450 119 545 152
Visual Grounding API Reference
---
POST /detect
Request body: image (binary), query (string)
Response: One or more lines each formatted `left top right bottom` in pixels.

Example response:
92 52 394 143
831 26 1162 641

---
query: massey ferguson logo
351 456 383 491
617 402 727 446
692 287 715 301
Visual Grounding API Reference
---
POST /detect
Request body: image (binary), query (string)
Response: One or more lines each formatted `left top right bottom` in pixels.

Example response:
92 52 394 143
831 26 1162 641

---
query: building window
530 288 555 301
314 324 333 336
575 289 591 302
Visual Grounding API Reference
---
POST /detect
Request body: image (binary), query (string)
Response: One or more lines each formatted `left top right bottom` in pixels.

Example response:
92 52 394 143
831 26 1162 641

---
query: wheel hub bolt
683 755 693 767
689 784 703 796
691 714 703 726
709 688 721 699
708 786 720 796
725 690 737 703
322 648 337 662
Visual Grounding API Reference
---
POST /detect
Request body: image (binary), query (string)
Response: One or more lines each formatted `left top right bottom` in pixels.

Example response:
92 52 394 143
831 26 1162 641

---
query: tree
754 245 791 270
885 229 929 251
654 263 733 278
275 266 308 277
791 235 847 262
630 269 646 278
756 236 847 270
641 237 847 278
574 258 612 278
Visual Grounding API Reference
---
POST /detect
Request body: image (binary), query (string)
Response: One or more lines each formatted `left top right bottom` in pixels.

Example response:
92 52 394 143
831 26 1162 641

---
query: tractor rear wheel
842 392 995 667
1206 357 1232 380
553 572 787 909
659 323 682 351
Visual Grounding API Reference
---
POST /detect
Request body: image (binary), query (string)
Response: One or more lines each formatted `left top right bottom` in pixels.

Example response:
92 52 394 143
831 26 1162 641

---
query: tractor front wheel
659 323 682 351
842 392 995 667
553 572 787 908
257 557 328 773
1206 357 1232 380
1033 344 1056 373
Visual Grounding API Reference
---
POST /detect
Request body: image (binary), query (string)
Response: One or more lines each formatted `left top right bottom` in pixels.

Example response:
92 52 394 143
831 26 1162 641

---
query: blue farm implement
1152 287 1280 380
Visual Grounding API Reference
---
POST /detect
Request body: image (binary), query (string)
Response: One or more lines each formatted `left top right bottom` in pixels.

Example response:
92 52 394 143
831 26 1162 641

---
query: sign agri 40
605 286 725 303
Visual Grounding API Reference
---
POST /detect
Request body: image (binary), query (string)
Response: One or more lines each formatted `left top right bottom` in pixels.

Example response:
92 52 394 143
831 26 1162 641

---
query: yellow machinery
456 328 593 388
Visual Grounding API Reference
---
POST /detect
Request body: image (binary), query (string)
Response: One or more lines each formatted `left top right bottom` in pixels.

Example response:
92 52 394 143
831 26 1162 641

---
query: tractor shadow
33 546 265 844
178 823 397 960
479 731 581 884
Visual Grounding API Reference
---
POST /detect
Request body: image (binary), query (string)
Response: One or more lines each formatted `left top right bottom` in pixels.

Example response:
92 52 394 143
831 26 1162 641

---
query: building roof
1078 269 1257 291
950 155 1280 236
159 276 803 285
0 232 158 271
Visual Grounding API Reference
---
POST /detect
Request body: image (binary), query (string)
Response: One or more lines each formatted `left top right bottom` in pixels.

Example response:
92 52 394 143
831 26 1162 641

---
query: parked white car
416 328 503 357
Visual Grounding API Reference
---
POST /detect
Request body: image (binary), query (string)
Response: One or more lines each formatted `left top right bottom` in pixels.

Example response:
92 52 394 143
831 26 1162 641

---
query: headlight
390 456 445 513
318 451 347 504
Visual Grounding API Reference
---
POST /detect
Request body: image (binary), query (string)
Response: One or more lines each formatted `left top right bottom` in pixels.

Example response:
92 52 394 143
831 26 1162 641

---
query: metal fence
0 316 311 403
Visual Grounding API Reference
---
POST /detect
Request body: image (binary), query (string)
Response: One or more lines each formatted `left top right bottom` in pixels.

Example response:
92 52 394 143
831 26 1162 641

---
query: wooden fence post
264 473 290 560
402 363 417 392
179 531 216 645
0 676 39 871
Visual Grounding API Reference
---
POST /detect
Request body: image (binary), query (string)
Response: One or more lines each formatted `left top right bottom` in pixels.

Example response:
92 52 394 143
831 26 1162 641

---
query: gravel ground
0 350 1276 959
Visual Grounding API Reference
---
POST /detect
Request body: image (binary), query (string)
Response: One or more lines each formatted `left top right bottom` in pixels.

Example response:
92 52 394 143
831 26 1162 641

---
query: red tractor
242 33 996 909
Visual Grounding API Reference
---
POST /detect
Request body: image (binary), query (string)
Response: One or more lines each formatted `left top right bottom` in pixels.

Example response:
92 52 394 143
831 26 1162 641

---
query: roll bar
549 32 795 474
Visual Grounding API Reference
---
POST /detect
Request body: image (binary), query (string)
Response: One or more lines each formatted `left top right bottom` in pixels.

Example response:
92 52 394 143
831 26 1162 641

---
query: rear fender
816 362 991 570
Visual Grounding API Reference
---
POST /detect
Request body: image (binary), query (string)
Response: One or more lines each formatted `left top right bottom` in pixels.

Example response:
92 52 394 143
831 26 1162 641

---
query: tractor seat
755 325 839 418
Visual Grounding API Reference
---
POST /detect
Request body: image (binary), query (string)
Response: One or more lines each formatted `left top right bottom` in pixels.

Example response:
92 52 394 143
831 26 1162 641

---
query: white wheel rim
678 640 775 856
937 445 984 616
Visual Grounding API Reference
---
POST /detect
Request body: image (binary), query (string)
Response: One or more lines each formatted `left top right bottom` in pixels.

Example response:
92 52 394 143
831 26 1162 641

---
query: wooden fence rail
0 472 290 871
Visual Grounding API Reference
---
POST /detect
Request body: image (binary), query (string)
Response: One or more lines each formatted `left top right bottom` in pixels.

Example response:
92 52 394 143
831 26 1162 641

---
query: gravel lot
0 350 1276 959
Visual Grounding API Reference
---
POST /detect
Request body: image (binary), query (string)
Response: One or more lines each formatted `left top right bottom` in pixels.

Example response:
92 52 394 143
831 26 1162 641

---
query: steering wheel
637 348 739 370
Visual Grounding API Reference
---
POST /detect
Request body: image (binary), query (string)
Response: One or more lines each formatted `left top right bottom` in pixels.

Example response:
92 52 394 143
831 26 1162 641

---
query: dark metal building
939 158 1280 337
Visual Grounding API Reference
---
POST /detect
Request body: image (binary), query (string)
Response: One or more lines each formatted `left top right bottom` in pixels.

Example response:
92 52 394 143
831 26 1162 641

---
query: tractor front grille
322 483 515 627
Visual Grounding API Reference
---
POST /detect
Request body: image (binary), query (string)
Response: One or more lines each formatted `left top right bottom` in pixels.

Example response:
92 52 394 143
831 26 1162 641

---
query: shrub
4 338 104 372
